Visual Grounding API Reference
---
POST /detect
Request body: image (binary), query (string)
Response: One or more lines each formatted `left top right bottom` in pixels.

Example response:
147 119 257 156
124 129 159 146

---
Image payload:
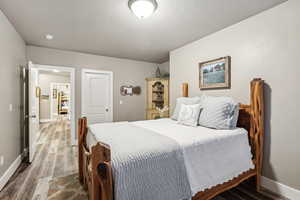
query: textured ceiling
0 0 286 63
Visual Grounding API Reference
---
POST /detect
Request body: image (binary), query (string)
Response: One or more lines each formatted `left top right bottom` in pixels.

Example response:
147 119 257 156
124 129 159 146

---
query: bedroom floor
0 119 284 200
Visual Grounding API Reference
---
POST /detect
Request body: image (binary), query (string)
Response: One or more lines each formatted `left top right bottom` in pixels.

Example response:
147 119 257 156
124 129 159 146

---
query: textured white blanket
87 119 254 199
132 119 254 196
88 122 192 200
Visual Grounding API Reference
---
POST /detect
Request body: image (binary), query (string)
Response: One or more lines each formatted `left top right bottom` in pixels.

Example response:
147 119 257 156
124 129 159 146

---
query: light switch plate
0 156 4 166
120 100 123 105
9 104 13 112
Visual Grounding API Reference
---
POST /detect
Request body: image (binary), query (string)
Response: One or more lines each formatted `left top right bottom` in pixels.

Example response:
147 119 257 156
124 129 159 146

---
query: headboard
181 78 264 187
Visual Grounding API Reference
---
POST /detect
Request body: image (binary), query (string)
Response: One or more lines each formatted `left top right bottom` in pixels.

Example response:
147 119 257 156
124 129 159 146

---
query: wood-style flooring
0 119 285 200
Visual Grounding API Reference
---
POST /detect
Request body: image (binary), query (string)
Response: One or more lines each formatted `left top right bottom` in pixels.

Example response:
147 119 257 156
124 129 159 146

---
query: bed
78 78 264 200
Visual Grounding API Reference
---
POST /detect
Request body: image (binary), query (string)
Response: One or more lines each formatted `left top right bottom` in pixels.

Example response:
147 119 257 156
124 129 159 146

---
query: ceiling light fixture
128 0 158 19
45 34 54 40
53 69 60 73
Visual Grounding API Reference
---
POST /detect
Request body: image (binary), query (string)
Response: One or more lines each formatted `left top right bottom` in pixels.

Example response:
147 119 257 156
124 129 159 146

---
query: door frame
32 63 77 146
81 69 113 122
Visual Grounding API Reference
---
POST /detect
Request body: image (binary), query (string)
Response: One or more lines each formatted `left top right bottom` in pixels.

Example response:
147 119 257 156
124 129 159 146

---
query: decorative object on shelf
128 0 158 19
156 105 169 118
199 56 231 90
120 85 141 96
35 87 41 97
155 66 161 78
146 77 169 120
162 72 170 78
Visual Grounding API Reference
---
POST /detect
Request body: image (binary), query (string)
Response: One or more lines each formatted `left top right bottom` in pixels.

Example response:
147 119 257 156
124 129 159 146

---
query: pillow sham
171 96 202 121
177 104 202 127
198 95 239 130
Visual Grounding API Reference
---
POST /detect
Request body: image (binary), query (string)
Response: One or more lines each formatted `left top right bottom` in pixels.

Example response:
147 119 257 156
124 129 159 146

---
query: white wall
27 46 157 122
170 0 300 190
0 10 26 178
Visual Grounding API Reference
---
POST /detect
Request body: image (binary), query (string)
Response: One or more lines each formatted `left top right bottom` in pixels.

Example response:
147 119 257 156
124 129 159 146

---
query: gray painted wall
170 0 300 190
27 46 157 123
158 61 170 75
38 73 70 120
0 10 26 177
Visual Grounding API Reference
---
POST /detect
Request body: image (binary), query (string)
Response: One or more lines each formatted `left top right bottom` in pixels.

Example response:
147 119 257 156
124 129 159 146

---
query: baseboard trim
261 176 300 200
0 155 21 191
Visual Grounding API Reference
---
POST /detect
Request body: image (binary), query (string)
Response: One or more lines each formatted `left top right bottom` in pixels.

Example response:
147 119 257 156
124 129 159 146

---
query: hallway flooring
0 119 83 200
0 120 284 200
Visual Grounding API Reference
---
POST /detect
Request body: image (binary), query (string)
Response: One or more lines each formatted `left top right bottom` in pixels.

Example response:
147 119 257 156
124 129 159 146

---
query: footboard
78 118 113 200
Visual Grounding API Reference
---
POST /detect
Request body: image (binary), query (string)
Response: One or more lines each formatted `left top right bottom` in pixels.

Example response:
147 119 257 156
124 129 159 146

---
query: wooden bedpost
182 83 189 97
78 117 113 200
250 78 264 191
91 143 113 200
78 117 87 183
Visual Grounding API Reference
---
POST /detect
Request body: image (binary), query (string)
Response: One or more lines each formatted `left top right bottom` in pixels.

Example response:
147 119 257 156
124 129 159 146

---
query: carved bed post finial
250 78 264 191
182 83 189 97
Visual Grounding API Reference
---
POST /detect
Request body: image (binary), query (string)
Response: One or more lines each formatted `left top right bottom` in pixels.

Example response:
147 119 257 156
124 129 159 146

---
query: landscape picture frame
199 56 231 89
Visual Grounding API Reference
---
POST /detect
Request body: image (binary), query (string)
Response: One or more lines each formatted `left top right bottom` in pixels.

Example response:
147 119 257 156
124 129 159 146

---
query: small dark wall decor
120 85 141 96
199 56 231 89
53 89 57 99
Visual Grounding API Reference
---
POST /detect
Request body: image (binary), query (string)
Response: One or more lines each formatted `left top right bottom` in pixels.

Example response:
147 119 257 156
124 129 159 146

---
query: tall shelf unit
58 91 69 115
146 78 169 120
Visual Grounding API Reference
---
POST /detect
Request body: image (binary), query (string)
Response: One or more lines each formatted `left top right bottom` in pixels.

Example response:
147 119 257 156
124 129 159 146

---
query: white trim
28 62 39 163
40 119 53 123
81 69 114 122
0 155 21 191
261 176 300 200
33 63 76 146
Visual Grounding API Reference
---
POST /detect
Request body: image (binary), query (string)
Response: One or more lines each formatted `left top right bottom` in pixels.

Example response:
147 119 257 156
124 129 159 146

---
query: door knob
105 108 109 112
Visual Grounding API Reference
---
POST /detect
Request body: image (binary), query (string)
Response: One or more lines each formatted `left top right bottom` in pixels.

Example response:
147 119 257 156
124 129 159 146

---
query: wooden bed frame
78 78 264 200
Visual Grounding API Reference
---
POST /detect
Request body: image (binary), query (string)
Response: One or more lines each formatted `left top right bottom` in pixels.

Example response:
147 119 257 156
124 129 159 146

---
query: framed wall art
199 56 231 89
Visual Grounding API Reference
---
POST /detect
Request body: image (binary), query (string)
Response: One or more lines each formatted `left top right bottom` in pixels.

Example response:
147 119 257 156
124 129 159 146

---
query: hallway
0 119 86 200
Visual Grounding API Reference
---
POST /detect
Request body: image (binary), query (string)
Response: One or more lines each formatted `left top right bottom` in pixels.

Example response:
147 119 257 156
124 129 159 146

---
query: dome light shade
128 0 158 19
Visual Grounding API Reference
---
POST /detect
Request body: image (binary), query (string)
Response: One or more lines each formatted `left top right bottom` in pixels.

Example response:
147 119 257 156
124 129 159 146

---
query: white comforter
88 121 191 200
132 119 254 196
87 119 254 199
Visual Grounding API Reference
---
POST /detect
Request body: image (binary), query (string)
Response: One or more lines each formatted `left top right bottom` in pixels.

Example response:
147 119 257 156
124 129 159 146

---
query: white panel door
28 62 39 162
82 70 113 124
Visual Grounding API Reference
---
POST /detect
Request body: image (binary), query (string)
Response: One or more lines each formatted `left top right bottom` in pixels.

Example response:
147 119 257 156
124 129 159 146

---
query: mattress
86 118 254 198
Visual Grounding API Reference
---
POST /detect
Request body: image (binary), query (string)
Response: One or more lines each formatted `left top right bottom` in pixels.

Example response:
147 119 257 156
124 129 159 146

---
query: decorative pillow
171 96 203 121
198 95 239 130
177 104 202 127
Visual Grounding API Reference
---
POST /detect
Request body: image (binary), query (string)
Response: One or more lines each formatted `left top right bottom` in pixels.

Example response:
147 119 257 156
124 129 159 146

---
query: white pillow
177 104 202 127
171 96 202 120
198 95 239 129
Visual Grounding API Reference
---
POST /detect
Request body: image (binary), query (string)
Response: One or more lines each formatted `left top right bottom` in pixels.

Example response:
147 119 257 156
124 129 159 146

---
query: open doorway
38 71 71 123
28 62 76 162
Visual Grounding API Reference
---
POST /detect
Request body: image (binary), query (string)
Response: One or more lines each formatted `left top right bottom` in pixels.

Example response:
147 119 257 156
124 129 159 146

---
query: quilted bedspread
88 122 192 200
